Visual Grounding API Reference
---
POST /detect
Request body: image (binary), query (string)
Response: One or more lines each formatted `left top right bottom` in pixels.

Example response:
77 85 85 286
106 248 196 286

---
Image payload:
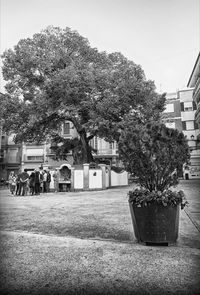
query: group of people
8 168 58 196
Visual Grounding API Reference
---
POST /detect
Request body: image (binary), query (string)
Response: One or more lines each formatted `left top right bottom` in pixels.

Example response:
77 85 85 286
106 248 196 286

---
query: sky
0 0 199 94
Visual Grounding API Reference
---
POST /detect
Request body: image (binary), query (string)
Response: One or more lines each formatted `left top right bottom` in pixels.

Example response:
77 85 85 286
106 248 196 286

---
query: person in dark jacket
29 171 35 195
20 169 29 196
15 173 21 195
34 169 40 195
46 170 51 193
39 168 44 193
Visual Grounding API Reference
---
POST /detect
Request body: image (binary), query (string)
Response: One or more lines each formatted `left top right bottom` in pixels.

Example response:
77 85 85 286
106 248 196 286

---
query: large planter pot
129 202 180 245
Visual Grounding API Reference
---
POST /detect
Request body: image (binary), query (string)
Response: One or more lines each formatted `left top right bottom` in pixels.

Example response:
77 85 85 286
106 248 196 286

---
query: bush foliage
119 121 190 192
128 188 188 208
119 121 190 207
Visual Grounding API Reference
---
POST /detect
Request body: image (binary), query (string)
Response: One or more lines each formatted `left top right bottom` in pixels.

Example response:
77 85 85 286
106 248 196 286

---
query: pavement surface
0 180 200 295
176 180 200 233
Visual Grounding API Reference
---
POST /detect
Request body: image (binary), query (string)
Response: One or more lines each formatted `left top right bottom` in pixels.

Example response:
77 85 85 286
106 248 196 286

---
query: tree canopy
1 26 166 164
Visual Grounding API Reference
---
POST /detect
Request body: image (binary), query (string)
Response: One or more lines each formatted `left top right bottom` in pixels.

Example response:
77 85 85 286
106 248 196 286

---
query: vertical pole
83 163 89 190
70 167 75 191
99 164 106 190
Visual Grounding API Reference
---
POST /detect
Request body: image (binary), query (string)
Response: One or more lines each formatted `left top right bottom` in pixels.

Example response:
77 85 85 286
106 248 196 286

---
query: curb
184 208 200 233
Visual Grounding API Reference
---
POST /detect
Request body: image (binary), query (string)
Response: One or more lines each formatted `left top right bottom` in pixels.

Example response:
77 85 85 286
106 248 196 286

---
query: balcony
95 149 118 156
190 148 200 157
181 111 195 121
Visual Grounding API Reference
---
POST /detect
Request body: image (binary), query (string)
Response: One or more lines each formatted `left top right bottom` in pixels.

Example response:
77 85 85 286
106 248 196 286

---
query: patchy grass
0 187 134 242
1 180 199 244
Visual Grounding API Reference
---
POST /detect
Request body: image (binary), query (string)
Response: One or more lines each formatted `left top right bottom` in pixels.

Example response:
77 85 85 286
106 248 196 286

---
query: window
26 148 44 161
8 148 18 162
0 149 4 158
184 102 193 112
182 121 186 131
164 103 174 113
0 149 4 162
109 141 114 149
27 156 43 161
186 121 194 130
63 122 70 135
184 107 193 111
194 121 199 130
94 137 98 150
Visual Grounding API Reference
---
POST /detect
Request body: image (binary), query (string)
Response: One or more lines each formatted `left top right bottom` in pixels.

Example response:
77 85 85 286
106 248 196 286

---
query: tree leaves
1 26 165 164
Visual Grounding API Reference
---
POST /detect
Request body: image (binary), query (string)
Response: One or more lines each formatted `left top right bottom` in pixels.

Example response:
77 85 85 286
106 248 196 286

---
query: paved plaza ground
0 180 200 295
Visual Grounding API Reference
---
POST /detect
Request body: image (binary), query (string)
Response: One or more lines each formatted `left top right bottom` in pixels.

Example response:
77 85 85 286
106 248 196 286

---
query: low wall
74 169 84 189
89 169 102 189
48 164 128 191
111 170 128 187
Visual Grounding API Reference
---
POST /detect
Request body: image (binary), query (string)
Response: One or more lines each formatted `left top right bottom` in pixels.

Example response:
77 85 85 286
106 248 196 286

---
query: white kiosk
58 164 71 192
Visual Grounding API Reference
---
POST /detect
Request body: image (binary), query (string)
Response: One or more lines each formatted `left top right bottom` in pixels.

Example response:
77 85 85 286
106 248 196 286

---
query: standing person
34 169 40 195
8 171 14 194
15 172 21 196
19 169 29 196
10 173 17 195
52 168 59 192
46 170 51 193
29 171 35 195
43 170 47 193
39 168 44 193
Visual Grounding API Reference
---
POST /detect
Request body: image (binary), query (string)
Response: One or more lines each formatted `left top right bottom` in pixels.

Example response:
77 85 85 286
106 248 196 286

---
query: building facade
178 88 199 150
0 133 22 181
162 88 200 178
163 89 199 150
0 120 119 179
162 92 182 131
187 52 200 128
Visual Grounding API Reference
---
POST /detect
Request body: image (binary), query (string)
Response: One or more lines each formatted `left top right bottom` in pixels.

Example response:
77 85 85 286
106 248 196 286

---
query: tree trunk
78 131 94 164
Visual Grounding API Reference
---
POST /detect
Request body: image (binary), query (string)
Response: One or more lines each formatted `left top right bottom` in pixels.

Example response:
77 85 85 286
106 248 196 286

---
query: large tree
1 26 165 164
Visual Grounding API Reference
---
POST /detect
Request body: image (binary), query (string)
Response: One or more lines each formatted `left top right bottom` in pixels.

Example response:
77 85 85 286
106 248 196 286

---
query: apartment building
23 124 119 172
162 88 200 178
184 52 200 178
20 121 77 172
162 92 182 131
0 119 119 179
163 89 199 148
0 133 22 180
178 88 199 150
187 52 200 128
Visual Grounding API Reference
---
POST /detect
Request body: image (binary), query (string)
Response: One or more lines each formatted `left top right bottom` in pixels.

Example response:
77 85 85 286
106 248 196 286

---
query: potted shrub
118 121 190 245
